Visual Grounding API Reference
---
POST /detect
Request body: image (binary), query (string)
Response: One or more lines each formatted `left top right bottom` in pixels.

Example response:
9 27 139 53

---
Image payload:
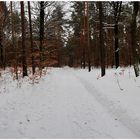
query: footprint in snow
27 119 30 122
84 122 87 125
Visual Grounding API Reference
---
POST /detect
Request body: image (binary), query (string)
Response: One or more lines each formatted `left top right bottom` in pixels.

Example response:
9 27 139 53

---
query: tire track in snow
73 71 140 138
48 68 114 138
53 68 136 138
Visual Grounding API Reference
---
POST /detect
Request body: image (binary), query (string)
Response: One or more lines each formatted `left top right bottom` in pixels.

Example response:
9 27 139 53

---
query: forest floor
0 67 140 138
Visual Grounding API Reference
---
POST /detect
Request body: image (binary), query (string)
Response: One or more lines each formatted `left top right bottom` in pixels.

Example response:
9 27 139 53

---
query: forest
0 1 140 78
0 1 140 138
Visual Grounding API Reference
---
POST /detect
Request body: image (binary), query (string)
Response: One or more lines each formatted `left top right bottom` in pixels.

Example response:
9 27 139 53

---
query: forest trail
72 69 140 138
0 67 139 138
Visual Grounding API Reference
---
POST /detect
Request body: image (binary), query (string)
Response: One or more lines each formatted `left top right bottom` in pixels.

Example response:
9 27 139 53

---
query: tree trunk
39 1 45 70
113 2 122 68
114 22 119 68
130 2 140 77
98 2 105 76
82 2 86 69
21 1 28 77
28 1 35 74
11 1 18 79
0 27 3 67
0 2 4 68
87 3 91 72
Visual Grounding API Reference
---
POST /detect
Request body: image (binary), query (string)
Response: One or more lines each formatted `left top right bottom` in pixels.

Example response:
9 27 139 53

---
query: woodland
0 1 140 77
1 1 140 138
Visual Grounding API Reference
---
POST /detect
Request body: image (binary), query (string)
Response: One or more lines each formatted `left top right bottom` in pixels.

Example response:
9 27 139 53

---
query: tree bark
85 2 91 72
87 3 91 72
28 1 35 74
0 27 3 67
21 1 28 77
130 2 140 77
113 2 122 69
0 2 5 68
11 2 18 79
39 1 45 70
114 23 119 68
98 2 105 76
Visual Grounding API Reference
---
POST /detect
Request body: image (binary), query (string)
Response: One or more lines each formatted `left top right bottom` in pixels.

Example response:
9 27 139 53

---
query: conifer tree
98 2 105 76
21 1 28 77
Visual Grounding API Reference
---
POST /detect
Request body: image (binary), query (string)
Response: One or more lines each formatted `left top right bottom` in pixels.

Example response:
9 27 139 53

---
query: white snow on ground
0 67 140 138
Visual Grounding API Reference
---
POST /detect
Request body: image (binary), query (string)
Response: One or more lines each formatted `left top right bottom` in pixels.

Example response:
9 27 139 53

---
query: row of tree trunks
10 1 46 77
130 2 140 77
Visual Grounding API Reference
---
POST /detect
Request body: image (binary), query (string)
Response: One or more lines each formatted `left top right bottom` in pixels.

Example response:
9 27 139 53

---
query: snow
0 67 140 138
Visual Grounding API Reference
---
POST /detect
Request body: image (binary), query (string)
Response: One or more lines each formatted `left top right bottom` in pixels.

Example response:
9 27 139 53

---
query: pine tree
20 1 28 77
98 2 105 76
84 2 91 72
0 2 7 68
71 2 84 67
50 3 65 67
10 1 18 79
112 2 122 69
28 1 35 74
39 1 45 70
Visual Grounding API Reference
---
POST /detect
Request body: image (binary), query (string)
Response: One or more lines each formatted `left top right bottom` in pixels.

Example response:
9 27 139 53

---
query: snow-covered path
0 67 139 138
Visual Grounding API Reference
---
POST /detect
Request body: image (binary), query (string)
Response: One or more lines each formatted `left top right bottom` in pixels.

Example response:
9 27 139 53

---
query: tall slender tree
86 2 91 72
0 3 4 67
81 2 86 69
0 2 7 68
71 2 84 68
98 2 105 76
10 2 18 79
28 1 35 74
50 4 65 67
39 1 45 70
21 1 28 77
84 2 91 72
112 2 122 69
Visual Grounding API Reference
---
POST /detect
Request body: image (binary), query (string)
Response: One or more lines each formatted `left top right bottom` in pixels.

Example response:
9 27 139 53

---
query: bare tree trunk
113 2 122 69
39 1 45 71
98 2 105 76
130 2 140 77
86 2 91 72
28 1 35 74
82 2 86 69
114 22 119 68
10 1 18 79
21 1 28 77
80 30 83 68
0 27 3 67
0 2 4 68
